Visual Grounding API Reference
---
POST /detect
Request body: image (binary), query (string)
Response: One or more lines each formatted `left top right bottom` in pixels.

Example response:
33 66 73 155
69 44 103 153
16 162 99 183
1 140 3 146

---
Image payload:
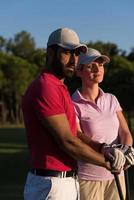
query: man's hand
101 143 126 171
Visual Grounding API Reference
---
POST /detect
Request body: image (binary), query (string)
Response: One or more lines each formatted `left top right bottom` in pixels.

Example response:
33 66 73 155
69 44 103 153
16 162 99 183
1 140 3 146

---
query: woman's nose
92 63 99 72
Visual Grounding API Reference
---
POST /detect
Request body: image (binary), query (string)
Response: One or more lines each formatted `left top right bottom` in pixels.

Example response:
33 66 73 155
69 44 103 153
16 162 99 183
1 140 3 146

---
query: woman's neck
81 83 99 102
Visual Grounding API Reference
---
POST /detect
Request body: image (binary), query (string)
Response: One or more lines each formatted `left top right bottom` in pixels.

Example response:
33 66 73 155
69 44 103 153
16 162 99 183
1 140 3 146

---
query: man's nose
70 53 77 63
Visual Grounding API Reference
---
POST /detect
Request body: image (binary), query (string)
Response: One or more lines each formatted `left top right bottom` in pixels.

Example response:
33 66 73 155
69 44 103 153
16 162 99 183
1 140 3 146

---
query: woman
72 48 134 200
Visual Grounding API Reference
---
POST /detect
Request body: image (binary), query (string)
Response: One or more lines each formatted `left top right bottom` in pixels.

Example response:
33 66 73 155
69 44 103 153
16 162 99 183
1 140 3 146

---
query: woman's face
77 58 105 85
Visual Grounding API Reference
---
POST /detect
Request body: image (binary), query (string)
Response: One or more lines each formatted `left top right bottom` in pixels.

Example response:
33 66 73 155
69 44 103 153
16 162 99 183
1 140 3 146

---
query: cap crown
47 28 80 47
78 48 110 65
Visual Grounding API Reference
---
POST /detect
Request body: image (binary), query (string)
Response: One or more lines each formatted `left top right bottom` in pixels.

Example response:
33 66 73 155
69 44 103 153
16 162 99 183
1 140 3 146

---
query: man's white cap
78 48 110 65
47 28 88 53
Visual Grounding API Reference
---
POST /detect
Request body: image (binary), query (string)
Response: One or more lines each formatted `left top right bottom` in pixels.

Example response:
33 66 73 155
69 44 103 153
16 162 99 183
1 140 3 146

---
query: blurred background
0 0 134 199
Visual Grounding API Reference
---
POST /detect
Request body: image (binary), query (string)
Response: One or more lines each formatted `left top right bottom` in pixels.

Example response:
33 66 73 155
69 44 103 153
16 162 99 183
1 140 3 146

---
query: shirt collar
41 71 66 87
72 87 104 103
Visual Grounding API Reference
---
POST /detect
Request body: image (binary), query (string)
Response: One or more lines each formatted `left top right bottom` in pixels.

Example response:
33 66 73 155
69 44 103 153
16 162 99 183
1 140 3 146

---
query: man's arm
77 122 126 171
77 122 101 151
41 113 111 170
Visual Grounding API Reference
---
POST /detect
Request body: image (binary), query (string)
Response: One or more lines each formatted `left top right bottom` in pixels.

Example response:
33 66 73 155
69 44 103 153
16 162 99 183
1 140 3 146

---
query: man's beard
51 57 75 78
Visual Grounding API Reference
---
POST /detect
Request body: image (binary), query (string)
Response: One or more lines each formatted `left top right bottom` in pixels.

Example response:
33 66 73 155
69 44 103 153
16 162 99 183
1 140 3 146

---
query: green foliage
0 36 6 52
0 70 4 89
102 56 134 111
32 48 46 71
0 52 39 123
127 47 134 61
6 31 36 62
87 41 119 56
0 30 134 124
0 53 38 96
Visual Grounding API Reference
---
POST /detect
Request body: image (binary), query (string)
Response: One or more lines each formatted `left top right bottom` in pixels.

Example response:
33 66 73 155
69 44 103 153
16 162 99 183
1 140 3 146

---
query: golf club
113 173 124 200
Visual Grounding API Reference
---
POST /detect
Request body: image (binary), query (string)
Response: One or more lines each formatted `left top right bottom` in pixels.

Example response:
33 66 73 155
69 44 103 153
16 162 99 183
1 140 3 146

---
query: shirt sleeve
33 81 65 119
111 94 122 112
71 102 80 123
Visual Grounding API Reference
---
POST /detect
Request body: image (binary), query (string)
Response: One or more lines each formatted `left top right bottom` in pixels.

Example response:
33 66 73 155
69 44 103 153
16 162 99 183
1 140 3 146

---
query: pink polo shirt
72 88 122 180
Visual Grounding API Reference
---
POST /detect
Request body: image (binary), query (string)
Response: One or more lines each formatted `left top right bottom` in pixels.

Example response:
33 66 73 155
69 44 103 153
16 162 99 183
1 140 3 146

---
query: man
72 48 134 200
22 28 119 200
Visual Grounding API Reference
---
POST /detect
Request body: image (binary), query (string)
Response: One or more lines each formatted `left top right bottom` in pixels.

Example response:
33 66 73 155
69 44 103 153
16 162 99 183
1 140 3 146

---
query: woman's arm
117 111 133 146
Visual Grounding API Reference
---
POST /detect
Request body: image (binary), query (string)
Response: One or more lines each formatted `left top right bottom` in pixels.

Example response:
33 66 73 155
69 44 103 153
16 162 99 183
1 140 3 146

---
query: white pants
24 172 79 200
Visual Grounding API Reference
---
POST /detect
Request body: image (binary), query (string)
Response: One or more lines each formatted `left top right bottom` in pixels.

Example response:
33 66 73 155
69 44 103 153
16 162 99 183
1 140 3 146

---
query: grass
0 128 134 200
0 128 29 200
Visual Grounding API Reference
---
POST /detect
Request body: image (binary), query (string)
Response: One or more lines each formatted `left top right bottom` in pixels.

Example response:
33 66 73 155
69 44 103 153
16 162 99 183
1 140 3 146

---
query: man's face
52 47 80 78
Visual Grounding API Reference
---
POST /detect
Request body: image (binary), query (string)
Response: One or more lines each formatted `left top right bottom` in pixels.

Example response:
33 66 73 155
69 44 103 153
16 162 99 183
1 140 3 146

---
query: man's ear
47 47 55 65
47 47 55 57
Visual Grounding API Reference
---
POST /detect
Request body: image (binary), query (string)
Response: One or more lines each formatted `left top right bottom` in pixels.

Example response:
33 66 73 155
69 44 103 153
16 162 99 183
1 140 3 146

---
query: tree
32 48 46 72
0 36 6 52
6 31 36 62
87 41 120 56
101 56 134 131
0 53 38 123
127 47 134 61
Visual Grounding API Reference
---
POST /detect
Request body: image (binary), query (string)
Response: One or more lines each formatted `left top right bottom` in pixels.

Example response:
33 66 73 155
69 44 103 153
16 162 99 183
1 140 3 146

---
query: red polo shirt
22 71 77 171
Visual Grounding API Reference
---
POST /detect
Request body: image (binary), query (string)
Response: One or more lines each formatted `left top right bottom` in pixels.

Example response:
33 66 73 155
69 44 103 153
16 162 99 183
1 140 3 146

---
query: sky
0 0 134 54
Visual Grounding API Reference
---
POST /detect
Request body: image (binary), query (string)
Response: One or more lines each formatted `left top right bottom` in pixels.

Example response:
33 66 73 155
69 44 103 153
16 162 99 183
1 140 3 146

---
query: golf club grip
114 173 124 200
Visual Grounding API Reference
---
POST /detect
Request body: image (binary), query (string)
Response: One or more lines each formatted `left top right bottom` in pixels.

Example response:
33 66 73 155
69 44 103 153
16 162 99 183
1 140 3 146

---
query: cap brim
57 43 88 53
94 55 110 64
78 54 110 65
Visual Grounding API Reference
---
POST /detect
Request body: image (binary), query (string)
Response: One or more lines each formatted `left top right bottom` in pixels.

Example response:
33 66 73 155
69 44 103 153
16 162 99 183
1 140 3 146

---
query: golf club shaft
114 173 124 200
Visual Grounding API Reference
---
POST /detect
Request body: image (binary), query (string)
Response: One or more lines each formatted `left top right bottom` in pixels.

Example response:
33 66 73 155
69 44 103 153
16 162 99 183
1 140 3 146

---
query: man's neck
44 67 65 82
